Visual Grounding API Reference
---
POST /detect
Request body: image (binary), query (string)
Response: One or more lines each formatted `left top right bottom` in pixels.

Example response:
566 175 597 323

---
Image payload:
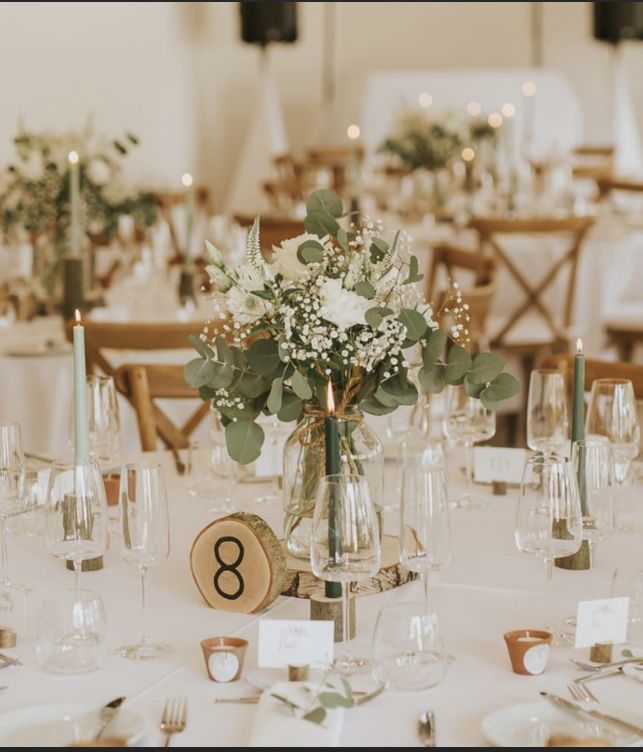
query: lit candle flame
181 172 193 188
68 150 79 165
74 308 82 324
576 338 583 355
326 380 335 416
462 147 475 162
501 102 515 118
488 112 503 129
418 92 432 109
347 124 360 140
466 101 481 117
522 81 537 98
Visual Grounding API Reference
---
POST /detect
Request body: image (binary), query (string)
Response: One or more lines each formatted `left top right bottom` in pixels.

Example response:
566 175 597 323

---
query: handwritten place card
574 597 630 648
258 620 334 668
474 447 527 485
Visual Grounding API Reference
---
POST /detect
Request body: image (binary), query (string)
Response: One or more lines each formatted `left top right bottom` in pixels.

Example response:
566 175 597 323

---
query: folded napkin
247 682 344 748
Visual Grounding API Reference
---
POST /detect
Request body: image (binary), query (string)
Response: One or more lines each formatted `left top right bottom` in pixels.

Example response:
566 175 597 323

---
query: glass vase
283 407 384 560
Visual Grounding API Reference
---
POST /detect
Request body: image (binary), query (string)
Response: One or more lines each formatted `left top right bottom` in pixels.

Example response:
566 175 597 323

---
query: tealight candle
504 629 552 675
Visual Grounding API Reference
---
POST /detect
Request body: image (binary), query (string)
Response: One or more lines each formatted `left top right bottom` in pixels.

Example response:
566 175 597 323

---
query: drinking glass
36 589 108 674
372 602 448 690
515 455 582 632
442 385 496 508
310 474 381 674
187 437 234 512
87 375 120 464
0 423 26 586
586 379 640 485
118 462 171 659
400 467 451 609
571 439 615 554
527 369 569 455
44 459 109 593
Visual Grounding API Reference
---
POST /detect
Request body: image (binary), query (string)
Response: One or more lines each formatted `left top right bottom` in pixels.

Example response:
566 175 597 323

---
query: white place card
574 597 630 648
474 447 527 485
258 619 334 668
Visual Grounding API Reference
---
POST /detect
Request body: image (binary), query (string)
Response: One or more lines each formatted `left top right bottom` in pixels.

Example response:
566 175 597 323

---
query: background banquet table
2 449 642 747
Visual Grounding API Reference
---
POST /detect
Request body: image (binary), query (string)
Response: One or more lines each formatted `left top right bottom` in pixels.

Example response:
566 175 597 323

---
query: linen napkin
247 682 344 747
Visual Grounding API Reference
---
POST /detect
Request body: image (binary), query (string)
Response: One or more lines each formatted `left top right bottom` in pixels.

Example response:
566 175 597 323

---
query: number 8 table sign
189 513 287 614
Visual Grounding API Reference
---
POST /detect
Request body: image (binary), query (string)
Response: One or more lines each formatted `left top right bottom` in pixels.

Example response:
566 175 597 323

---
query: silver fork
160 697 187 747
568 681 599 704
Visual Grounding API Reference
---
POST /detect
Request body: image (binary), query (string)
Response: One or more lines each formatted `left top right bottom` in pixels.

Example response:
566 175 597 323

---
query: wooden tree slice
280 535 417 599
190 512 287 614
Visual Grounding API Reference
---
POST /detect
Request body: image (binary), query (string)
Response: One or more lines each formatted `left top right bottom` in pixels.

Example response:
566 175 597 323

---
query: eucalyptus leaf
306 189 343 218
198 385 217 401
303 707 327 725
360 395 397 416
365 306 393 329
188 334 213 360
403 254 424 285
216 336 234 366
224 418 264 464
422 328 447 366
397 308 427 342
418 362 446 393
206 360 234 389
355 281 376 300
248 338 281 378
464 373 485 398
319 691 353 709
267 377 283 414
374 385 399 408
337 227 349 252
184 358 217 388
369 237 388 263
236 372 268 399
291 369 313 400
445 345 473 385
479 372 520 410
250 288 273 301
304 210 339 237
296 239 325 265
278 390 303 422
467 352 505 384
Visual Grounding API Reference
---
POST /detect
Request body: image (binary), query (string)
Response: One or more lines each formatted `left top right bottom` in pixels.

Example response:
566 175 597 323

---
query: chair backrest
157 186 212 261
470 215 595 348
233 214 305 255
113 363 209 451
425 243 497 350
540 355 643 401
597 176 643 199
571 145 615 182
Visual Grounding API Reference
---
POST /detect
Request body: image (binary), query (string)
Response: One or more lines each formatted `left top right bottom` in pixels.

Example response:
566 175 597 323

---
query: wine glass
187 437 234 512
0 423 26 587
118 462 171 659
515 455 582 633
372 602 448 690
442 385 496 508
310 474 381 675
400 467 451 610
87 375 120 465
571 439 615 556
527 369 569 455
586 379 640 485
44 458 109 593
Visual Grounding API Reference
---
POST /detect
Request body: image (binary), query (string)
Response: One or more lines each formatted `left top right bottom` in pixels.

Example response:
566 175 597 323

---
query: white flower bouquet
185 189 519 464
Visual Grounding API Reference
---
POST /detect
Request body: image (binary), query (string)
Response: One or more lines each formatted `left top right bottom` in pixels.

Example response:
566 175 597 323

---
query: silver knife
94 696 126 740
540 692 643 737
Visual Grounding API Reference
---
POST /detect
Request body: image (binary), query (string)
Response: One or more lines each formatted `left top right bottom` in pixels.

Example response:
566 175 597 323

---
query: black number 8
213 536 245 600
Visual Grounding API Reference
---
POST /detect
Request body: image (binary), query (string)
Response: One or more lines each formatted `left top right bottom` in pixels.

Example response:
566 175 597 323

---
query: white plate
0 702 145 747
481 700 642 747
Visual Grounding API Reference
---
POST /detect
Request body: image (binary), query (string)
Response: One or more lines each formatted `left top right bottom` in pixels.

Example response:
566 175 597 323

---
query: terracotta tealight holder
201 637 248 682
504 629 552 675
102 473 121 507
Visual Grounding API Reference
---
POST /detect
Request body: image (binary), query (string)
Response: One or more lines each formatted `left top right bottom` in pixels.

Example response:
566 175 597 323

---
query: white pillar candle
68 151 81 256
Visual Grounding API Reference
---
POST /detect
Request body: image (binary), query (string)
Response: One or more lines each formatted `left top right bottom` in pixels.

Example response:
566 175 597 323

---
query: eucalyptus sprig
185 188 519 464
270 674 354 726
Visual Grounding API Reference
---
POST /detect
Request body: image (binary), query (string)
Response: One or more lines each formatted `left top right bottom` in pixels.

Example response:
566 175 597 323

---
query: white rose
227 286 270 325
319 278 372 330
87 158 111 186
20 151 44 181
270 232 324 281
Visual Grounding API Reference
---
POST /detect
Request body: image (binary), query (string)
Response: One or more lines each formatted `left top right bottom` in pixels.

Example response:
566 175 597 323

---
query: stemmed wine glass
0 423 26 588
442 384 496 508
45 459 109 593
515 455 582 633
400 467 451 610
87 375 120 465
527 369 569 455
586 379 640 485
118 462 171 659
310 474 381 675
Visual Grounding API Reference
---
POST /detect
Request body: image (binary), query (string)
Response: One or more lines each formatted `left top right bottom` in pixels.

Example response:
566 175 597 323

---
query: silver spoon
418 710 436 747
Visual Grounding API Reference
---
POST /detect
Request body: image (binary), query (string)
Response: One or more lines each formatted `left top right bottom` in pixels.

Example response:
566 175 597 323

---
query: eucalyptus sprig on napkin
185 188 519 464
270 675 354 726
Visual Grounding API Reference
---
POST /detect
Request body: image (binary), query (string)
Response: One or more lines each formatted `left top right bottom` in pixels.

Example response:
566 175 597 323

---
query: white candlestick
73 309 89 463
182 173 194 263
68 151 81 256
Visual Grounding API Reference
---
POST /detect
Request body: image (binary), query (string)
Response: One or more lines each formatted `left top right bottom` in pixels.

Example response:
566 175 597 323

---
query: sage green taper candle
324 381 341 600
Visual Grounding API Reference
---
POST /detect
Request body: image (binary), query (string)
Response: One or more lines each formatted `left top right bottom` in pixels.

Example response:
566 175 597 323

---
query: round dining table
1 445 642 747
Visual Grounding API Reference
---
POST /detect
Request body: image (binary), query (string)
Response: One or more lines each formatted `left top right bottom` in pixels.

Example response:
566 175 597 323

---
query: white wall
0 2 641 210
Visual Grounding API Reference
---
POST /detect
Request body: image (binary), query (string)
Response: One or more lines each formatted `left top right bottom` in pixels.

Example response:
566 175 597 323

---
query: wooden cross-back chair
233 214 305 257
470 215 595 356
157 186 212 263
425 243 497 351
305 146 365 194
571 145 615 183
65 319 213 451
540 355 643 401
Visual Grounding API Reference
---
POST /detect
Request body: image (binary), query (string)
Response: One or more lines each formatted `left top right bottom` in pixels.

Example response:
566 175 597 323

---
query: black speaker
239 2 298 46
593 2 643 44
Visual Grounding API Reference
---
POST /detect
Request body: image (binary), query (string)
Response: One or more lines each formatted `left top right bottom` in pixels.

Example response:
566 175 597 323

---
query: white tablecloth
1 449 642 747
